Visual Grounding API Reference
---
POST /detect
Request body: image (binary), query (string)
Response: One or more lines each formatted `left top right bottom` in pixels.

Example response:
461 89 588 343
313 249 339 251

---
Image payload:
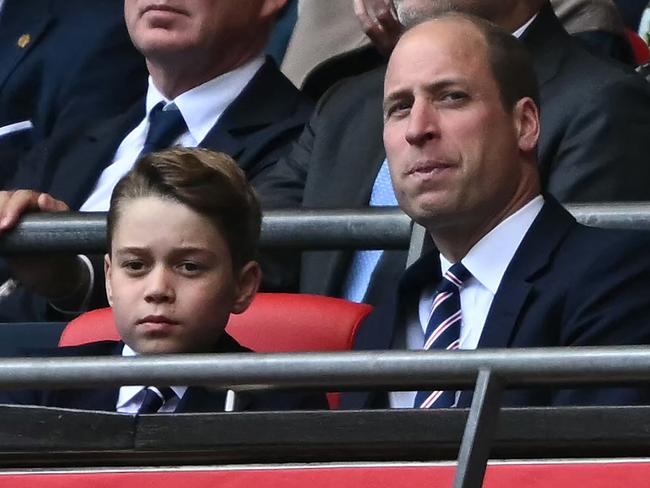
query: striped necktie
137 386 176 414
414 262 471 409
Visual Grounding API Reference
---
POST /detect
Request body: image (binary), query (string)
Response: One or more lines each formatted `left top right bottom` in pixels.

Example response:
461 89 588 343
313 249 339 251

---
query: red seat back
59 293 373 408
626 28 650 65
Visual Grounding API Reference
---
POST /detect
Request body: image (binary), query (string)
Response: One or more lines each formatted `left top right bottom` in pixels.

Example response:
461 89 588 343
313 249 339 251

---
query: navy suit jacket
0 335 326 412
341 198 650 409
0 59 313 322
0 0 147 185
256 1 650 300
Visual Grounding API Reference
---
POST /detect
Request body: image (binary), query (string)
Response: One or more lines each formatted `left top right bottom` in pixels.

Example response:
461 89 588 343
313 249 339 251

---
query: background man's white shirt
81 56 264 211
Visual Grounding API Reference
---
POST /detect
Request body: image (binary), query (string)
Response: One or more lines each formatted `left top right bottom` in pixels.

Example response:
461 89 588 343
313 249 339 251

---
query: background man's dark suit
0 0 147 185
256 1 650 300
0 60 313 322
343 198 650 409
0 336 326 412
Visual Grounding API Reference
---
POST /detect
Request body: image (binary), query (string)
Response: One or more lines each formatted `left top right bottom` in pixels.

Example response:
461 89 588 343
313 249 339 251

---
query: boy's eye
178 262 203 274
122 260 147 274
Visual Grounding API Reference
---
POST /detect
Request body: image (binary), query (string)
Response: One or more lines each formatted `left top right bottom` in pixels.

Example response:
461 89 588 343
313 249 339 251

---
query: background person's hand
353 0 402 56
0 190 85 302
0 190 69 232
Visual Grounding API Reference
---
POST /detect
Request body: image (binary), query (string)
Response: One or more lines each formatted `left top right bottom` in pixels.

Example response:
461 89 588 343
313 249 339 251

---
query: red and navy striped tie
414 262 471 409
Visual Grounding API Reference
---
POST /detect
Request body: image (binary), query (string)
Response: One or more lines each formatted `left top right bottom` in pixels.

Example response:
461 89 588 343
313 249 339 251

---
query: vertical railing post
453 369 503 488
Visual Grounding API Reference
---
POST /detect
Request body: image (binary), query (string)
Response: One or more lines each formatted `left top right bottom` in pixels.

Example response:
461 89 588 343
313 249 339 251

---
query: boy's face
105 196 260 354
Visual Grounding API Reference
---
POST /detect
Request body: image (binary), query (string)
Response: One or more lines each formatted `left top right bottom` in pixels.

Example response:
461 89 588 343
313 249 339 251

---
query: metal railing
2 204 650 484
1 203 650 254
2 346 650 486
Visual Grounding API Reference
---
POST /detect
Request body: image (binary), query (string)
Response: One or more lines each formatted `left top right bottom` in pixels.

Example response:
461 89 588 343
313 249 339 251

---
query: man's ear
513 97 540 154
104 253 114 307
231 261 262 315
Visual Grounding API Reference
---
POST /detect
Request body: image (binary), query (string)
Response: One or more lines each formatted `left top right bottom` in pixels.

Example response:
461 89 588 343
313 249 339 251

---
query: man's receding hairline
400 13 490 48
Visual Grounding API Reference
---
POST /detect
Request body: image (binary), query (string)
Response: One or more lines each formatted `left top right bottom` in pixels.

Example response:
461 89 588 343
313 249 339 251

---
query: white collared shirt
115 344 187 413
513 14 538 38
390 195 544 408
80 55 265 211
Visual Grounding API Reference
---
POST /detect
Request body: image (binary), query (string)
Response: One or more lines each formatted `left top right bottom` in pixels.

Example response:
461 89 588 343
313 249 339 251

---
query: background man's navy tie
139 102 187 156
414 262 471 409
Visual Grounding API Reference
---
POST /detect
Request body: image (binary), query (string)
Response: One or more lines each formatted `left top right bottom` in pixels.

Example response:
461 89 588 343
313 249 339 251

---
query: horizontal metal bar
1 203 650 254
2 346 650 390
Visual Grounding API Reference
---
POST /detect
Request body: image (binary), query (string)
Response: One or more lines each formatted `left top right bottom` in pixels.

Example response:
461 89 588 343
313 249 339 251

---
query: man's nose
405 100 439 146
144 266 175 303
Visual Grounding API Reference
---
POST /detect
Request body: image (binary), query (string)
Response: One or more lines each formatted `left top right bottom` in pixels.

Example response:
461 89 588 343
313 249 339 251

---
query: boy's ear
231 261 262 315
104 253 114 307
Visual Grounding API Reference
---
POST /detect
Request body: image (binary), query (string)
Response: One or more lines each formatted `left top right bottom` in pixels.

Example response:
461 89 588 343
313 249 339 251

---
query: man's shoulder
240 59 314 115
317 64 387 109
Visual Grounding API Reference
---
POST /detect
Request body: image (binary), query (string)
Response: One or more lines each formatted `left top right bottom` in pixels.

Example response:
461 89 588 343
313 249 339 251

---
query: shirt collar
144 55 265 144
116 344 187 409
512 13 538 38
440 195 544 294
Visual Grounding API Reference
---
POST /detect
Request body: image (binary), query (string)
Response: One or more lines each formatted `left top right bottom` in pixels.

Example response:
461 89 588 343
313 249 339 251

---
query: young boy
0 148 325 412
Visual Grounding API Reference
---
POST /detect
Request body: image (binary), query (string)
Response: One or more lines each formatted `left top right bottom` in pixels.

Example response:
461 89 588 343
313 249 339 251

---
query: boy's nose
144 266 175 303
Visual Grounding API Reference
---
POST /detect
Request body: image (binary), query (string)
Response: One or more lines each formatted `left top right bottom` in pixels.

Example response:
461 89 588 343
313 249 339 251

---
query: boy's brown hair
107 147 261 269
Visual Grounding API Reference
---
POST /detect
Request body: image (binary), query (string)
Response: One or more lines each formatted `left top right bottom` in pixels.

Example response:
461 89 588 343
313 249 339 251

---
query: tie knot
141 102 187 156
442 262 471 289
137 386 177 414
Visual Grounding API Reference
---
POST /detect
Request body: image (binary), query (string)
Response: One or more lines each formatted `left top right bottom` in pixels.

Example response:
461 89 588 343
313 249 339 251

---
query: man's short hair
408 12 540 110
107 147 261 269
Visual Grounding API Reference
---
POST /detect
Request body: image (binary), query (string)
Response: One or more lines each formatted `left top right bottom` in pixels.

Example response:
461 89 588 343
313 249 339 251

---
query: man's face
124 0 271 59
383 20 533 234
393 0 517 26
105 196 257 354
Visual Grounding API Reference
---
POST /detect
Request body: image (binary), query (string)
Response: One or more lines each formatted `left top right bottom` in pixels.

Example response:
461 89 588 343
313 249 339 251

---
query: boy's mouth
137 315 178 326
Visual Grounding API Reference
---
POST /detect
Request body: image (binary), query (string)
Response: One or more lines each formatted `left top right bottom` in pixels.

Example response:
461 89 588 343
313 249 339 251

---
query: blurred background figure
551 0 635 65
0 0 147 186
616 0 649 29
266 0 299 64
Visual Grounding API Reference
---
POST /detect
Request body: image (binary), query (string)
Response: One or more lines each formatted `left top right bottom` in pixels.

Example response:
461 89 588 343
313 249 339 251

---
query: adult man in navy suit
256 0 650 306
0 0 312 321
343 13 650 409
0 0 147 185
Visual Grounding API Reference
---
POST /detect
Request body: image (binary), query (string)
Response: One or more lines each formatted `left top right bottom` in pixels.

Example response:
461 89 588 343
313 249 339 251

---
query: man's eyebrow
383 89 412 112
114 247 146 256
384 77 465 110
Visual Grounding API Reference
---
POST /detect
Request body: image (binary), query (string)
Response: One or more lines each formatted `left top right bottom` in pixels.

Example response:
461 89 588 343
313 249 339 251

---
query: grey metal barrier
1 203 650 254
2 346 650 487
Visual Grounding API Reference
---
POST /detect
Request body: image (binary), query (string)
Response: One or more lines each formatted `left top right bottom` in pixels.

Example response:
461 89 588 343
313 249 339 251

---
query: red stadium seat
59 293 373 408
626 28 650 65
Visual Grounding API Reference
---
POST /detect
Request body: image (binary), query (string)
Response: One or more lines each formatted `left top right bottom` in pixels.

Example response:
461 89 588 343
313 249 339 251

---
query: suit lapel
0 0 53 93
340 251 440 410
174 333 250 413
199 58 299 171
47 101 145 208
477 198 575 349
42 341 121 411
